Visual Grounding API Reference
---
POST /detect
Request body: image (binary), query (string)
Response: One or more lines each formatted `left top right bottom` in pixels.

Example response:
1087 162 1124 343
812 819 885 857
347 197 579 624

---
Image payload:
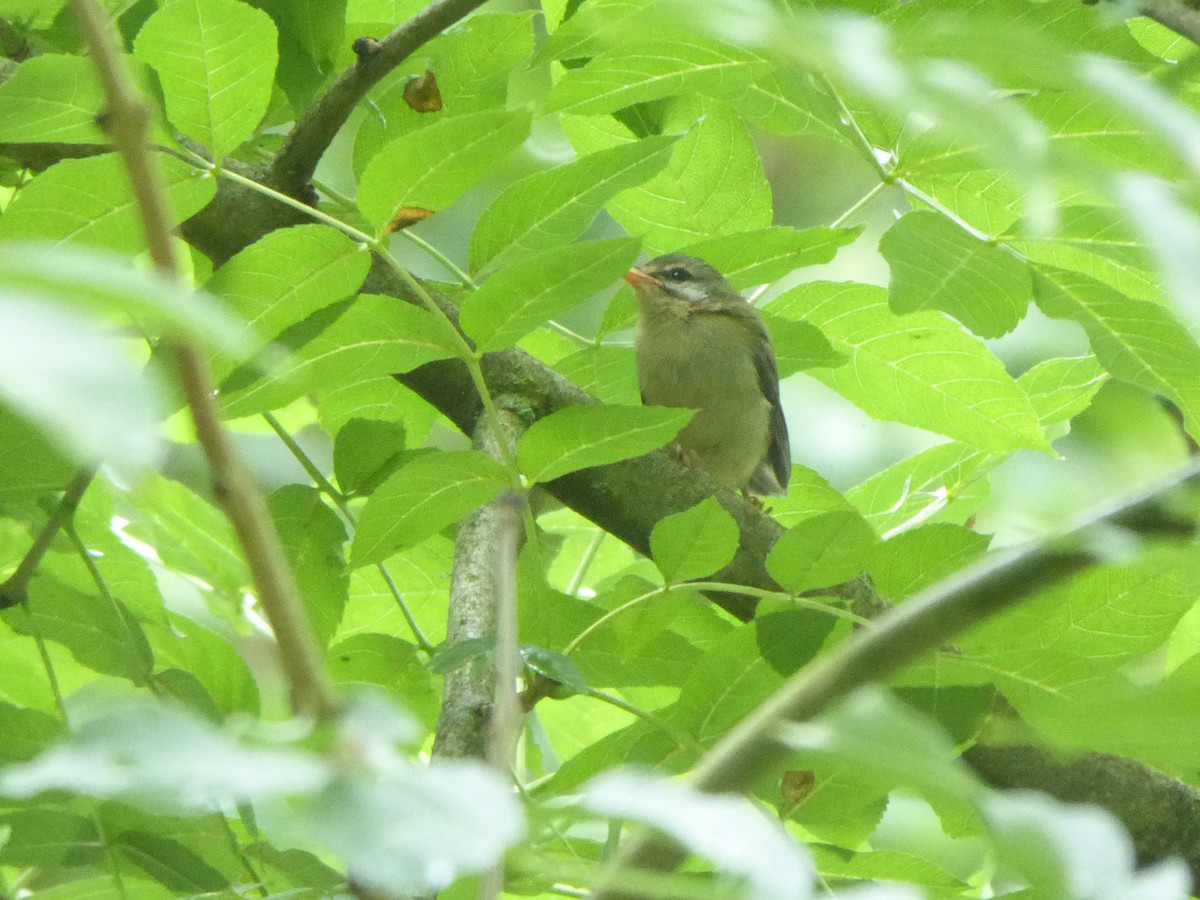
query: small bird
625 253 791 495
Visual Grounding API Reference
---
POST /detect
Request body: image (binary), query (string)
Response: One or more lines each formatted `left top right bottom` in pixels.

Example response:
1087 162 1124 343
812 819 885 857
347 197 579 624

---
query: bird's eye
662 267 691 282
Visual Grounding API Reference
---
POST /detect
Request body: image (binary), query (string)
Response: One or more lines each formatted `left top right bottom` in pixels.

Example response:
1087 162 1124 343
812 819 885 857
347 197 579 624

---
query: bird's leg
740 489 772 513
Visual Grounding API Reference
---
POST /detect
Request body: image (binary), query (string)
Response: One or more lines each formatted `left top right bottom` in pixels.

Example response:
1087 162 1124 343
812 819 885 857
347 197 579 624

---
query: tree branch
965 743 1200 879
590 459 1200 898
267 0 492 197
432 407 527 764
70 0 337 719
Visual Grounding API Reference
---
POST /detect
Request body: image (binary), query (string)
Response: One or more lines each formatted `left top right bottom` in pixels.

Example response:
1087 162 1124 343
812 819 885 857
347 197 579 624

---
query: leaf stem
564 581 866 655
584 687 704 756
566 529 605 597
819 75 893 182
830 180 888 228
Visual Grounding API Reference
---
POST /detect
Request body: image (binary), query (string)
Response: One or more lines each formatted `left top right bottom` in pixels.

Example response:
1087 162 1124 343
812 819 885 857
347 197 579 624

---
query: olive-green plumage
626 253 791 495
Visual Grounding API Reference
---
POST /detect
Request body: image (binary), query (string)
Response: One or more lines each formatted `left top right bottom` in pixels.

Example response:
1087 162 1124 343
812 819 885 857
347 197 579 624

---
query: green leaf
982 792 1188 900
0 55 104 144
522 646 589 695
516 405 693 485
357 110 531 230
351 451 510 566
564 103 772 253
0 703 64 763
0 294 165 473
0 697 327 807
553 345 640 406
650 496 739 584
269 485 348 650
780 688 982 809
220 295 459 418
0 244 252 358
761 314 846 378
352 12 534 173
546 37 769 115
846 442 991 536
134 0 278 160
460 238 639 351
0 154 215 252
0 406 77 497
680 226 862 289
3 576 153 684
582 770 814 897
206 224 371 351
1018 355 1108 425
258 0 346 68
531 0 659 65
766 510 878 595
0 810 100 867
328 634 439 729
117 832 230 894
769 282 1050 454
880 210 1031 338
126 475 249 599
147 618 260 716
1032 265 1200 437
308 761 523 895
334 418 407 496
958 546 1200 707
469 135 676 273
868 523 990 601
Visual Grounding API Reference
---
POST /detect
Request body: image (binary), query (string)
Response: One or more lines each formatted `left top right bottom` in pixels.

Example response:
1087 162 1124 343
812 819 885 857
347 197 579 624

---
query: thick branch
267 0 491 196
432 408 526 763
965 743 1200 880
71 0 337 719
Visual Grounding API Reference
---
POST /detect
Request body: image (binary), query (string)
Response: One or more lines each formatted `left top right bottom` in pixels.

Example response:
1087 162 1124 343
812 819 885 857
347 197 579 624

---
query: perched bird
625 253 791 495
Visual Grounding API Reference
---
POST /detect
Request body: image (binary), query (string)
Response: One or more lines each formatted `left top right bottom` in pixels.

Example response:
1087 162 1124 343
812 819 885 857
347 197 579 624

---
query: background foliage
1 0 1200 897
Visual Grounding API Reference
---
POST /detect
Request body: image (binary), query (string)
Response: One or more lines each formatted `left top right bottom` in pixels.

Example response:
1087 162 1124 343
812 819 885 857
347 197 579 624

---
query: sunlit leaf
650 496 739 584
769 282 1050 454
351 451 511 566
460 238 639 351
469 135 676 272
880 210 1031 338
134 0 278 160
517 405 693 484
766 510 878 595
0 55 103 144
358 110 531 230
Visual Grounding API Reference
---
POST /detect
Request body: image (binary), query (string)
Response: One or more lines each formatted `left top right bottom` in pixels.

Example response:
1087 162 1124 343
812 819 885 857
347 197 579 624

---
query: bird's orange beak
624 267 659 290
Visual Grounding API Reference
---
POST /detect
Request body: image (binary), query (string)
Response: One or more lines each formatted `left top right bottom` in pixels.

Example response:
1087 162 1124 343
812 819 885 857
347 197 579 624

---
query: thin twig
268 0 492 196
70 0 337 719
0 469 94 609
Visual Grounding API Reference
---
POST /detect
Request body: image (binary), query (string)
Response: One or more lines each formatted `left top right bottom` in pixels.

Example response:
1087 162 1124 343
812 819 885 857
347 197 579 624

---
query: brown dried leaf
385 207 435 234
780 769 815 807
403 71 443 112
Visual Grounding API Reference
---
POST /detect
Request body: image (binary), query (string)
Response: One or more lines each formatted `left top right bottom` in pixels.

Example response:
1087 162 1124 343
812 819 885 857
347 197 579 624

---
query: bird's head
624 253 741 310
